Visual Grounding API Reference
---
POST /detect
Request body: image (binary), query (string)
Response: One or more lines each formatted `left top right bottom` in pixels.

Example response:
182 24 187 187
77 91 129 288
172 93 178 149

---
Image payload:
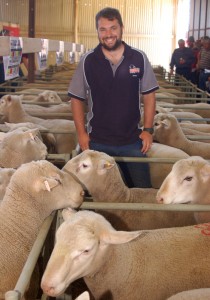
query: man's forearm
71 98 86 135
142 92 156 128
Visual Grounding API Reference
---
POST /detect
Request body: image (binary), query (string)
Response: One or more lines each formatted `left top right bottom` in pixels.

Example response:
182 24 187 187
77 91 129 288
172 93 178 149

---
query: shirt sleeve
140 51 159 95
169 50 175 69
68 56 87 101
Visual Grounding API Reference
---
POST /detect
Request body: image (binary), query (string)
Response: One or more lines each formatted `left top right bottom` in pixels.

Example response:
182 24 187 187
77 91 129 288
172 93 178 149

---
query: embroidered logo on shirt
129 65 140 77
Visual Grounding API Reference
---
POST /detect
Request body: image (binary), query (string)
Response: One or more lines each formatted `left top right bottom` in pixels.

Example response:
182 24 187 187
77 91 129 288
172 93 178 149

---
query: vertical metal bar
204 0 208 36
198 0 202 38
74 0 79 43
28 0 36 83
192 0 196 37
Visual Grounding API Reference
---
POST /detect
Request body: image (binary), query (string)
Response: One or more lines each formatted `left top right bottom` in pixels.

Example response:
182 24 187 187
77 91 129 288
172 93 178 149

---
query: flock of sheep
1 64 210 300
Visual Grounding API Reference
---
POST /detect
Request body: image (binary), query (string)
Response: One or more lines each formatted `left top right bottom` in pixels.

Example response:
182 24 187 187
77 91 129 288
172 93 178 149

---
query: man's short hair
187 36 195 42
95 7 123 29
178 39 185 44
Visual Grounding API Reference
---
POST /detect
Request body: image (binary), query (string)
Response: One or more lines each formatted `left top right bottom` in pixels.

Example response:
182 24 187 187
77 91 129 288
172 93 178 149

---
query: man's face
187 40 193 48
203 41 210 50
97 17 123 51
178 42 185 49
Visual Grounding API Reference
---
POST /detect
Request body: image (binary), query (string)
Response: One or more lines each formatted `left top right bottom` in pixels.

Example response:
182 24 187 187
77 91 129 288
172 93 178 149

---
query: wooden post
28 0 36 83
74 0 78 44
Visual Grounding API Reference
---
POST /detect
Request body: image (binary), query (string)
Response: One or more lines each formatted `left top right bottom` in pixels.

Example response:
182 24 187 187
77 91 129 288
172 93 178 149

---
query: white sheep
156 91 179 104
41 208 210 300
167 288 210 300
0 159 84 299
0 167 16 200
180 126 210 143
153 113 210 158
170 111 206 124
5 122 56 153
180 121 210 133
20 89 62 103
0 127 47 168
141 107 206 129
63 150 195 230
0 95 76 154
156 156 210 224
147 142 189 188
22 102 71 119
172 102 210 121
155 105 206 123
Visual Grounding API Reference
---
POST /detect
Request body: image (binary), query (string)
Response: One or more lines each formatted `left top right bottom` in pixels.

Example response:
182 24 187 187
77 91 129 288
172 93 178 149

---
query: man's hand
139 131 153 154
78 132 90 151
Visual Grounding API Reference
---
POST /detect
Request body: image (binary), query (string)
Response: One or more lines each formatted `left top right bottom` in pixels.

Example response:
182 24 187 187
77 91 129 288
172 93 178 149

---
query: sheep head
41 209 141 297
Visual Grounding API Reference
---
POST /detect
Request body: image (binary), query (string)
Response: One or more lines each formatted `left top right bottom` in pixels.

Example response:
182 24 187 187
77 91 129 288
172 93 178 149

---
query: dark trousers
176 67 192 81
198 70 210 91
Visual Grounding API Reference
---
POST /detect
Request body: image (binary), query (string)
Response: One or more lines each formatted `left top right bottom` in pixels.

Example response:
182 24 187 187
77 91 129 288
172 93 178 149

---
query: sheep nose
156 195 164 203
41 283 56 296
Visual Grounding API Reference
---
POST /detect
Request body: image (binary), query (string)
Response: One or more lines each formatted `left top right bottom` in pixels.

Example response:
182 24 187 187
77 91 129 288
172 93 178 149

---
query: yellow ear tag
44 180 51 192
104 162 113 168
29 132 34 140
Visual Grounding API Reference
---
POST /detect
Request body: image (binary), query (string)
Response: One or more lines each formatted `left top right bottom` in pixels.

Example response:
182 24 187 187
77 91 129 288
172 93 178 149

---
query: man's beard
101 38 122 51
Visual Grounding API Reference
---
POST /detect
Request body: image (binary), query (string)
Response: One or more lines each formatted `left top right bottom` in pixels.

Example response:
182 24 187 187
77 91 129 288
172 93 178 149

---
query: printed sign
3 37 22 80
56 41 64 65
36 38 49 70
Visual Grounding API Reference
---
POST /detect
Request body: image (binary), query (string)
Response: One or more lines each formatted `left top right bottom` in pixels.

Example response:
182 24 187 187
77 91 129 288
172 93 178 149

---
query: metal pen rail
5 212 55 300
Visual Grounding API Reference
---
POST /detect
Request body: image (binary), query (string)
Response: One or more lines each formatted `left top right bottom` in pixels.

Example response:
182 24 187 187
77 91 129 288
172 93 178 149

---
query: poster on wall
56 41 64 65
3 37 22 80
36 38 49 70
0 22 20 37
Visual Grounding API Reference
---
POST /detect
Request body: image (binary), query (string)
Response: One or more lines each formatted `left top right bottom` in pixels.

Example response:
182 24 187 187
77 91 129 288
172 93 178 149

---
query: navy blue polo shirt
68 42 159 146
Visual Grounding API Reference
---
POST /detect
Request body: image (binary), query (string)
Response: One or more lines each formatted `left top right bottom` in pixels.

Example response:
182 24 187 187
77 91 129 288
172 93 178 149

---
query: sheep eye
82 163 88 168
154 122 159 126
184 176 192 181
82 249 90 255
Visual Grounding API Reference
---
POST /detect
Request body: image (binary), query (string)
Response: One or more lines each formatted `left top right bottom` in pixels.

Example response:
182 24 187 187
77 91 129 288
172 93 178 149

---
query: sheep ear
161 119 170 127
200 164 210 182
97 159 115 175
36 95 45 102
101 230 142 245
75 291 90 300
7 95 12 103
62 208 77 221
35 175 61 192
25 128 39 140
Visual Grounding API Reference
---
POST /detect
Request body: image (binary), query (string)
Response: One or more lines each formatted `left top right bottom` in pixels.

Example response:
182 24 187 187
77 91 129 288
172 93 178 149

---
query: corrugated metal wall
188 0 210 40
0 0 180 69
77 0 177 69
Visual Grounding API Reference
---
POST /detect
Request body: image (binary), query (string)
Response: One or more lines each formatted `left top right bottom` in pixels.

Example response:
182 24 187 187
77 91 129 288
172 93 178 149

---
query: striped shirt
199 48 210 69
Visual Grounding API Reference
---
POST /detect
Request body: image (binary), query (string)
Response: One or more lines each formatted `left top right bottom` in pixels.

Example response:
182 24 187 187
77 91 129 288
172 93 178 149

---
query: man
187 36 199 84
170 39 195 81
197 36 210 91
68 7 159 187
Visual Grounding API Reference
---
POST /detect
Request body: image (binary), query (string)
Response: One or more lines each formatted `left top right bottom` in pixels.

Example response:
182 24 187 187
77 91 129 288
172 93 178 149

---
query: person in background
187 35 195 49
170 39 195 81
68 7 159 188
187 36 199 85
196 36 210 91
206 75 210 93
